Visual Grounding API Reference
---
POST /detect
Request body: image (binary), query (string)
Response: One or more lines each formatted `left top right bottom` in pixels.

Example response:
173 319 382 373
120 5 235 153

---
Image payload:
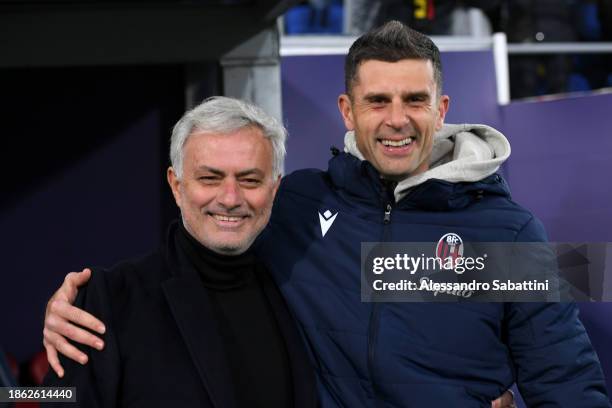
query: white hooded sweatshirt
343 123 511 202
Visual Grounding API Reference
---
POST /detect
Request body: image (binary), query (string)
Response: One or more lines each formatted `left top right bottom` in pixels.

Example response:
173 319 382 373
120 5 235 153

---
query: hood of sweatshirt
343 123 511 202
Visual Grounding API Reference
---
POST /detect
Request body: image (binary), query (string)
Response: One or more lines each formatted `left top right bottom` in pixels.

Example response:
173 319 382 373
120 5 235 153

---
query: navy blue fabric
256 152 610 407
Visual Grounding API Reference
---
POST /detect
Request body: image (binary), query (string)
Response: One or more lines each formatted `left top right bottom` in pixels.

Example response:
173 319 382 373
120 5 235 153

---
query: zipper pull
383 203 392 224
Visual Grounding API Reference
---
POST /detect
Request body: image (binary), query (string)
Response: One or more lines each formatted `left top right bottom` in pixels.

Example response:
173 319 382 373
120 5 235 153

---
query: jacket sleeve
43 268 121 408
506 217 611 407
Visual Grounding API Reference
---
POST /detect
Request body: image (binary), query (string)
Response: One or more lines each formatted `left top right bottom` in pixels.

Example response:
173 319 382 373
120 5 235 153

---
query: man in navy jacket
43 21 609 406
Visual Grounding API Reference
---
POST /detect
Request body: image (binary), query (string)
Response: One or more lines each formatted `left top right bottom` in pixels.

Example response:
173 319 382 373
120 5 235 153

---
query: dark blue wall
502 93 612 242
501 93 612 397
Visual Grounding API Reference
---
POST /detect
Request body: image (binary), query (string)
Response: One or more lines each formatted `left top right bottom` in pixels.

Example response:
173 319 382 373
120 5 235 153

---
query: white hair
170 96 287 179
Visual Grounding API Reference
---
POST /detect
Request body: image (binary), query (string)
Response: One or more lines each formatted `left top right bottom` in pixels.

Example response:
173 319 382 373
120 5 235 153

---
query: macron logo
318 210 338 237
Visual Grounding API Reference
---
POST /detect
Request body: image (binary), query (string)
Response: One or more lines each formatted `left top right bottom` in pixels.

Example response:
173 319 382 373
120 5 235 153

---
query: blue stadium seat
285 2 343 34
568 73 591 92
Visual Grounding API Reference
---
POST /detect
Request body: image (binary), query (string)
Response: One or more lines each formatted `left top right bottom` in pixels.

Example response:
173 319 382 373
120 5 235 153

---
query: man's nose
217 178 243 209
386 100 409 130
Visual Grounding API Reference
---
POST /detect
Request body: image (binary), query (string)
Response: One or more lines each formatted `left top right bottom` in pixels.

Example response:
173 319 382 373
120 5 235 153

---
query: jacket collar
327 152 511 211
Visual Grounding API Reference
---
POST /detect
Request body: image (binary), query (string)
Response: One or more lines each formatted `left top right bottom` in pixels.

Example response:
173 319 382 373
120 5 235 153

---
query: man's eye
198 176 219 183
240 178 262 186
408 96 427 104
370 98 387 105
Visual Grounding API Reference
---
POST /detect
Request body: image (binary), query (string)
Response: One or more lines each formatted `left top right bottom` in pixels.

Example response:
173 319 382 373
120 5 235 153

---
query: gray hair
170 96 287 179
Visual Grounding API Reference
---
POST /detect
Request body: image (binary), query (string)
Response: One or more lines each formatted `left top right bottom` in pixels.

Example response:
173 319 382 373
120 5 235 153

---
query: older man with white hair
44 96 316 408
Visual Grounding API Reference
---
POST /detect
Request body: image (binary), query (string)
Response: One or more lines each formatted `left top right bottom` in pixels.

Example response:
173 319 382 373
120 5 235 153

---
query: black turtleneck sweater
175 224 293 408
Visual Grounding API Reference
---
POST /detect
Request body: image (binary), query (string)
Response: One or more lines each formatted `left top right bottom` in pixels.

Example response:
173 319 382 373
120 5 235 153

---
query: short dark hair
345 20 443 97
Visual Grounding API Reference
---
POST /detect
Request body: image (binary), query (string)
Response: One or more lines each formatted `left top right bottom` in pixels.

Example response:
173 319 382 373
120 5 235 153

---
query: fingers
46 299 106 337
46 312 104 350
45 268 103 336
43 339 64 378
61 268 92 302
502 389 515 408
44 328 89 366
42 268 101 373
491 389 516 408
66 268 92 287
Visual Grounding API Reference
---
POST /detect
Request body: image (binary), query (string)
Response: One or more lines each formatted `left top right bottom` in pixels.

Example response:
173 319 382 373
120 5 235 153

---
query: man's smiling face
168 126 280 255
339 59 449 180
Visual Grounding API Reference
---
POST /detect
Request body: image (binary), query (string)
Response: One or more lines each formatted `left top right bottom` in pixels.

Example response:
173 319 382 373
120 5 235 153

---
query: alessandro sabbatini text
360 241 582 302
373 276 550 297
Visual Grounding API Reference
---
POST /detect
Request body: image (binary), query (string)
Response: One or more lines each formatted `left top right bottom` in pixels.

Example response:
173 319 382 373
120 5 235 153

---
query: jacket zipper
383 203 392 224
367 186 395 404
367 303 382 404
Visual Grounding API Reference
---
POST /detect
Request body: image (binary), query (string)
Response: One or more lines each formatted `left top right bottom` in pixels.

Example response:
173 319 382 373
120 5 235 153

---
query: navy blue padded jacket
256 152 610 407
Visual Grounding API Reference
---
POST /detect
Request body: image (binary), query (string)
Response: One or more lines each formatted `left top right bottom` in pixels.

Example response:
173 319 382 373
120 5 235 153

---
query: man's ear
167 167 182 208
338 94 355 131
272 175 281 197
435 94 450 130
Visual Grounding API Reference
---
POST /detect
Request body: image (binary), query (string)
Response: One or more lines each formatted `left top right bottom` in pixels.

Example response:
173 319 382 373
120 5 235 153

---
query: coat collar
257 264 317 408
162 226 239 408
161 222 316 408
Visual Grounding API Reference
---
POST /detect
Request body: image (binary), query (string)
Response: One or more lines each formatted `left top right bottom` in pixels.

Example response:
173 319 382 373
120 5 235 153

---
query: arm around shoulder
43 269 121 408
